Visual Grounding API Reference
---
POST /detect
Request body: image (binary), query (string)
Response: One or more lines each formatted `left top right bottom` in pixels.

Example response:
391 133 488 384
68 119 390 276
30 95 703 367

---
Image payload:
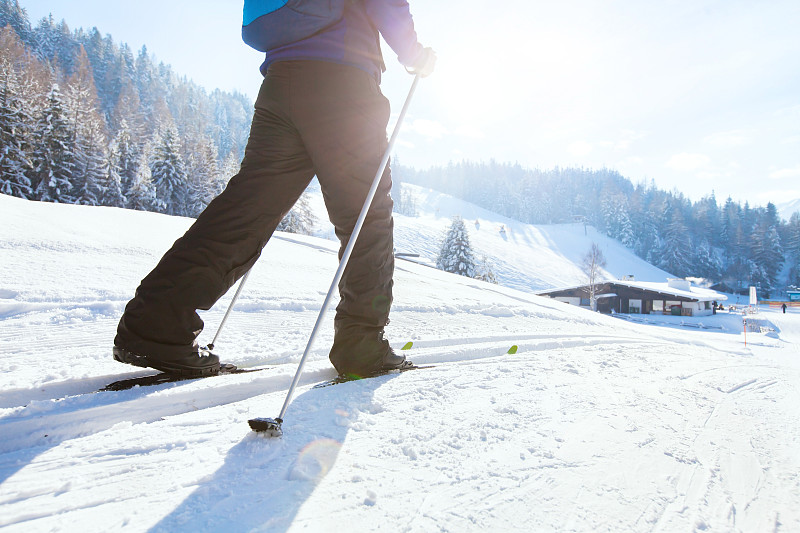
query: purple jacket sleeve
364 0 424 67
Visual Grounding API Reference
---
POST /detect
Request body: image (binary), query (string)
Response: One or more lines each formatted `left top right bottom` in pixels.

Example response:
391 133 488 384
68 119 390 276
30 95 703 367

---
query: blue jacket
260 0 423 82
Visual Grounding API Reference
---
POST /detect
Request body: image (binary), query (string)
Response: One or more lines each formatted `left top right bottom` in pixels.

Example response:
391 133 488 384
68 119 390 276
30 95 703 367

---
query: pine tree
110 78 142 135
33 84 74 202
31 14 58 66
100 136 126 207
110 120 139 199
750 224 783 297
658 208 694 277
746 203 783 296
787 215 800 288
0 24 47 198
694 238 722 280
748 260 770 296
785 213 800 260
150 124 187 215
0 0 32 44
0 53 33 197
277 190 316 235
391 174 418 217
474 255 498 284
65 46 108 206
436 216 475 277
218 150 240 182
184 136 220 217
603 194 634 248
82 28 109 113
126 143 157 211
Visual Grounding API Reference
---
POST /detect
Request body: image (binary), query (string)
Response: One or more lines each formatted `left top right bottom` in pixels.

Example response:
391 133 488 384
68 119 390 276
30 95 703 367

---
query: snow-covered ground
1 192 799 532
312 181 674 292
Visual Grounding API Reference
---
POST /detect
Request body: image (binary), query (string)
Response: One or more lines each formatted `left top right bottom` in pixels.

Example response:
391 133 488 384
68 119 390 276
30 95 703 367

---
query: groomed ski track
1 194 799 532
2 323 797 532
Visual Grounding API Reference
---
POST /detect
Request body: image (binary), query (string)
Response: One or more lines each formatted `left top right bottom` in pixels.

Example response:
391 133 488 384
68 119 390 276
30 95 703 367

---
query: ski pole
249 74 421 437
206 269 252 351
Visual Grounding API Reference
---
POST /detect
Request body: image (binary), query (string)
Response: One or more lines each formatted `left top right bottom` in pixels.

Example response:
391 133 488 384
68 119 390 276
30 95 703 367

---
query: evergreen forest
1 1 252 216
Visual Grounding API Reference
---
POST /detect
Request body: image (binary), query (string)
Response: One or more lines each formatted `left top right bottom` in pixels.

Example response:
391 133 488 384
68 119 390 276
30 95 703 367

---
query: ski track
2 304 799 532
281 341 800 533
2 194 800 531
3 328 799 532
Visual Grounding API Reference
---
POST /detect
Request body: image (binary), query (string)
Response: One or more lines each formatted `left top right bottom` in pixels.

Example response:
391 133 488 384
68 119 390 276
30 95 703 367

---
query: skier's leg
291 62 398 375
115 72 314 367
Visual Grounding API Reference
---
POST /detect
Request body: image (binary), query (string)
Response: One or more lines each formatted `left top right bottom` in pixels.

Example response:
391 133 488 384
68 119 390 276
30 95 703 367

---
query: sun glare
430 21 592 129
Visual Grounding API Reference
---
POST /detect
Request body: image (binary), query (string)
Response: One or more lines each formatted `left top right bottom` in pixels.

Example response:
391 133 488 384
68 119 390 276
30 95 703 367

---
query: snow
542 279 727 303
776 197 800 222
1 191 799 532
311 182 674 293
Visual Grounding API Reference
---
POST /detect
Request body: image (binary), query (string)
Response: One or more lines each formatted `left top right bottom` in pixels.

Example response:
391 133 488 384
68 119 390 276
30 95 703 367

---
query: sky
19 0 800 206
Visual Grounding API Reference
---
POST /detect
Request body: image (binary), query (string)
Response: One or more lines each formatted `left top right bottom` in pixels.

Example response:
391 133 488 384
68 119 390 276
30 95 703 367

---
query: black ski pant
116 61 394 373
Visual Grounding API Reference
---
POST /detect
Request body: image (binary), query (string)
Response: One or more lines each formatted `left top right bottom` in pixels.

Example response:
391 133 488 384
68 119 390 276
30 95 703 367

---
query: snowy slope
307 181 674 293
1 193 799 532
776 197 800 222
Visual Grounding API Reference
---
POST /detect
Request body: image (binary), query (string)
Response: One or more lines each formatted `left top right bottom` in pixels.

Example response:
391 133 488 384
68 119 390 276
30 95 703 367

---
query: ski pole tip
249 417 283 437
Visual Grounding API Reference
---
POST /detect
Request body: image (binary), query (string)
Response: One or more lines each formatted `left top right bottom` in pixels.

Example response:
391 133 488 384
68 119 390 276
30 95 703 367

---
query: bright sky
21 0 800 205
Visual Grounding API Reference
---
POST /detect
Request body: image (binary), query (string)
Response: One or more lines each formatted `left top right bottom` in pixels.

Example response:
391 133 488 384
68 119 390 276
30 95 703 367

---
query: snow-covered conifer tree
110 120 139 199
474 255 498 284
0 54 33 198
184 136 220 217
33 84 74 202
391 174 418 217
65 46 108 206
603 194 635 248
658 209 694 277
218 151 240 182
126 145 157 211
110 79 142 137
0 0 32 44
100 138 126 207
694 238 722 281
150 124 187 215
436 216 475 277
277 190 316 235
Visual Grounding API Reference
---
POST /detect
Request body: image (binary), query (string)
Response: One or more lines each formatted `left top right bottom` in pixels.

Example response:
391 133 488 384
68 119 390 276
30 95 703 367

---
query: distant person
783 303 788 314
112 1 436 378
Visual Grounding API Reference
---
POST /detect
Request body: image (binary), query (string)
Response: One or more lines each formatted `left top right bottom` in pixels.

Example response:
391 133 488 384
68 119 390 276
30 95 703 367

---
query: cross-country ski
101 364 265 392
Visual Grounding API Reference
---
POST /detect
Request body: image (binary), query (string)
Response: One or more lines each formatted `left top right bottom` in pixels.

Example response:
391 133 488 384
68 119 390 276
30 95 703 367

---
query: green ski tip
507 345 518 354
401 341 413 350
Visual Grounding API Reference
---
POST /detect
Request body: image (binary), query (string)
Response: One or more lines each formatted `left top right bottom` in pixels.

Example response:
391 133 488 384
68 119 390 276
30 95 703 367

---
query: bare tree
582 243 607 311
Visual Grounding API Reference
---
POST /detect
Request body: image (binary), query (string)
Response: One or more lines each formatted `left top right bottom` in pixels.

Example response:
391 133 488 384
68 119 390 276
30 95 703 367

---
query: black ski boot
377 347 411 372
112 346 220 377
329 329 412 378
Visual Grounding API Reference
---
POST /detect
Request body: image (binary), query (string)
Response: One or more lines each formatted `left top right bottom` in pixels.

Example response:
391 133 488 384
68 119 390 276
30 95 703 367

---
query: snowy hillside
776 197 800 222
1 193 800 532
308 181 674 293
